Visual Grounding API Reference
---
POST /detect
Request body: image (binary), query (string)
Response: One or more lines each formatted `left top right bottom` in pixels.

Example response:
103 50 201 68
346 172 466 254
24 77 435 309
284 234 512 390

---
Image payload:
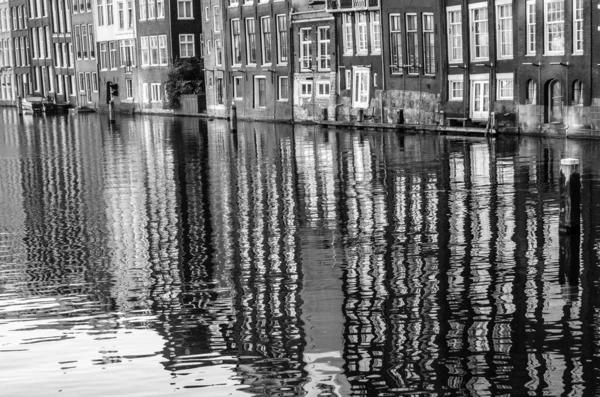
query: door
471 80 489 120
547 80 562 123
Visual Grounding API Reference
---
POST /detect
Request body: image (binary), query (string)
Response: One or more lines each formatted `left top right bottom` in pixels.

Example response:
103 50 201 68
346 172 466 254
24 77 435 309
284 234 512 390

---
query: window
573 0 583 53
545 0 564 54
573 80 583 105
118 1 124 29
140 36 149 65
233 76 242 99
206 39 211 54
178 0 192 19
74 25 81 59
299 28 311 71
496 2 513 59
278 76 288 101
405 14 418 74
109 42 117 69
527 80 537 104
390 14 402 73
215 39 222 66
150 83 161 102
159 35 167 65
179 34 194 58
254 76 266 108
356 12 367 54
342 13 353 55
423 13 435 74
107 0 114 25
447 8 462 63
276 15 287 64
79 72 85 92
89 24 95 58
353 68 370 108
448 75 463 101
148 0 155 19
231 19 241 65
496 73 513 100
127 0 133 27
245 18 256 64
216 77 223 104
370 11 381 54
157 0 164 17
120 39 134 67
142 83 148 102
299 81 312 98
81 24 89 58
317 81 330 97
149 35 159 64
261 16 271 65
125 78 133 98
317 26 330 71
526 1 536 55
139 0 146 20
470 4 488 61
213 6 220 32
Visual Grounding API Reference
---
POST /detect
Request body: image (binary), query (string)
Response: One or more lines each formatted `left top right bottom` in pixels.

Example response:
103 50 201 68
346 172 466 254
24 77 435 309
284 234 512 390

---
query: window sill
572 52 583 56
277 99 289 102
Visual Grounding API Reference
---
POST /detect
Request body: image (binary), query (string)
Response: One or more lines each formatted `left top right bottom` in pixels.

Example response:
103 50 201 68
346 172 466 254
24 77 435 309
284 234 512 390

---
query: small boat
22 96 45 114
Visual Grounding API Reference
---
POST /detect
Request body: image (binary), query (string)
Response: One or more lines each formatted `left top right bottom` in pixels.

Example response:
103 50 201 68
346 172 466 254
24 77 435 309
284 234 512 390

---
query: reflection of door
547 80 562 123
471 80 489 120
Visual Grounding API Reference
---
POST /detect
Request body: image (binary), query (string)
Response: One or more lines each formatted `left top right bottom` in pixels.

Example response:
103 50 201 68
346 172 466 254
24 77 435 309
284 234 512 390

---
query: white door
471 80 489 120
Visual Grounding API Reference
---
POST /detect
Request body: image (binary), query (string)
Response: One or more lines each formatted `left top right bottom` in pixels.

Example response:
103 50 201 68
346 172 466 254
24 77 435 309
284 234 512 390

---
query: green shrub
164 57 204 109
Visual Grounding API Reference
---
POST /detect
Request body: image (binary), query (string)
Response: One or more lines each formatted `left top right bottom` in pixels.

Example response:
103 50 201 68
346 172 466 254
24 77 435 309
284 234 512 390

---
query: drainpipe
378 2 384 123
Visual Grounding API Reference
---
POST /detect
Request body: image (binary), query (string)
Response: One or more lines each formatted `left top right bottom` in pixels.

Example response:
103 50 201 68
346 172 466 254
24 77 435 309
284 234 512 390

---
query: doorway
471 80 489 121
545 79 562 123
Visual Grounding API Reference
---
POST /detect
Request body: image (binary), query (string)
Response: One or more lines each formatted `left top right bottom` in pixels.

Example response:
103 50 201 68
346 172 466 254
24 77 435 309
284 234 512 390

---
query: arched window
527 80 537 105
573 80 583 105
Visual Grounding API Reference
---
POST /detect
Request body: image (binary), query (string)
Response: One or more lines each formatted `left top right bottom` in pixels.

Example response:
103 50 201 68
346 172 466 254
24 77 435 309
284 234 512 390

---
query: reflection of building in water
228 122 306 395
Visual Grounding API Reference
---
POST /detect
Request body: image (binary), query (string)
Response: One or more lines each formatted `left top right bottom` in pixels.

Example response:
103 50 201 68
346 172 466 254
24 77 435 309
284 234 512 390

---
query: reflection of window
254 76 266 108
353 68 369 108
233 76 242 99
573 80 583 105
545 0 564 54
496 2 513 58
526 1 536 55
278 76 288 101
470 4 488 60
448 75 463 101
496 73 513 100
447 7 462 63
527 80 537 104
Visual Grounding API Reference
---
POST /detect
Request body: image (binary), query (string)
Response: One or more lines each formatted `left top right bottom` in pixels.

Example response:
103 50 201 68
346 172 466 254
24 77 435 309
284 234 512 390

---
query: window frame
260 16 271 66
544 0 565 55
233 75 242 99
469 2 489 62
352 67 370 109
177 0 193 19
276 15 288 65
496 0 513 59
526 0 536 56
299 27 311 71
277 76 288 101
254 75 266 108
448 74 464 101
317 26 330 71
179 34 195 58
496 73 514 100
573 0 583 54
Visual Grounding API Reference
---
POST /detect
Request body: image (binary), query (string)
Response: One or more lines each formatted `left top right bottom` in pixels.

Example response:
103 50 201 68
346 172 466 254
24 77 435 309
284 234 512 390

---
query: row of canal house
203 0 600 132
0 0 204 113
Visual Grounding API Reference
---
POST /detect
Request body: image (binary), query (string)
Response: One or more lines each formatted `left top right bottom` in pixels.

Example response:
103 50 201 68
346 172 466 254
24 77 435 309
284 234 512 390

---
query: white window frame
342 13 353 56
317 81 330 97
254 75 266 108
389 14 402 73
299 27 311 71
159 34 167 65
526 0 536 56
573 0 583 54
177 0 193 19
213 5 220 33
447 6 462 64
370 11 381 55
150 82 161 102
125 78 133 99
422 13 435 74
245 17 256 65
448 74 464 101
495 0 513 59
233 75 242 99
469 2 489 61
142 82 148 103
231 18 241 66
352 67 370 109
140 36 149 66
260 16 271 66
544 0 564 55
298 80 312 99
496 72 513 100
278 76 288 101
405 13 419 74
317 26 330 71
276 15 288 65
179 34 195 58
355 11 367 55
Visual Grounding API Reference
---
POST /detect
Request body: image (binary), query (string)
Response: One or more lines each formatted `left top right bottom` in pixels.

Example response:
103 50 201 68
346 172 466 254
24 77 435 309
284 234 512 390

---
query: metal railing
326 0 378 12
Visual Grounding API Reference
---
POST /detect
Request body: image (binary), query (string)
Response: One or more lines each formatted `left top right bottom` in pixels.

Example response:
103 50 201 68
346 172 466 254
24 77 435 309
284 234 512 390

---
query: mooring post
17 96 23 116
229 101 237 133
559 158 581 233
109 99 115 123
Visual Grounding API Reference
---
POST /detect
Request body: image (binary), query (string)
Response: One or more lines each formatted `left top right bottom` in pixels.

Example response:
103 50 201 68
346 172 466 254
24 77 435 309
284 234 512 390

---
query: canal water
1 109 600 396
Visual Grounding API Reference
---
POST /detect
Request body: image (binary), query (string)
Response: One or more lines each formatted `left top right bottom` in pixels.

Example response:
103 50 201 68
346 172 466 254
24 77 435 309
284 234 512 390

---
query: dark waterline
1 109 600 396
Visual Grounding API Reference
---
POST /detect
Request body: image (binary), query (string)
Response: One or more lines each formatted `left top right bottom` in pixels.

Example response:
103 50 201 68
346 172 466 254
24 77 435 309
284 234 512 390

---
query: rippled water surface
2 109 600 396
